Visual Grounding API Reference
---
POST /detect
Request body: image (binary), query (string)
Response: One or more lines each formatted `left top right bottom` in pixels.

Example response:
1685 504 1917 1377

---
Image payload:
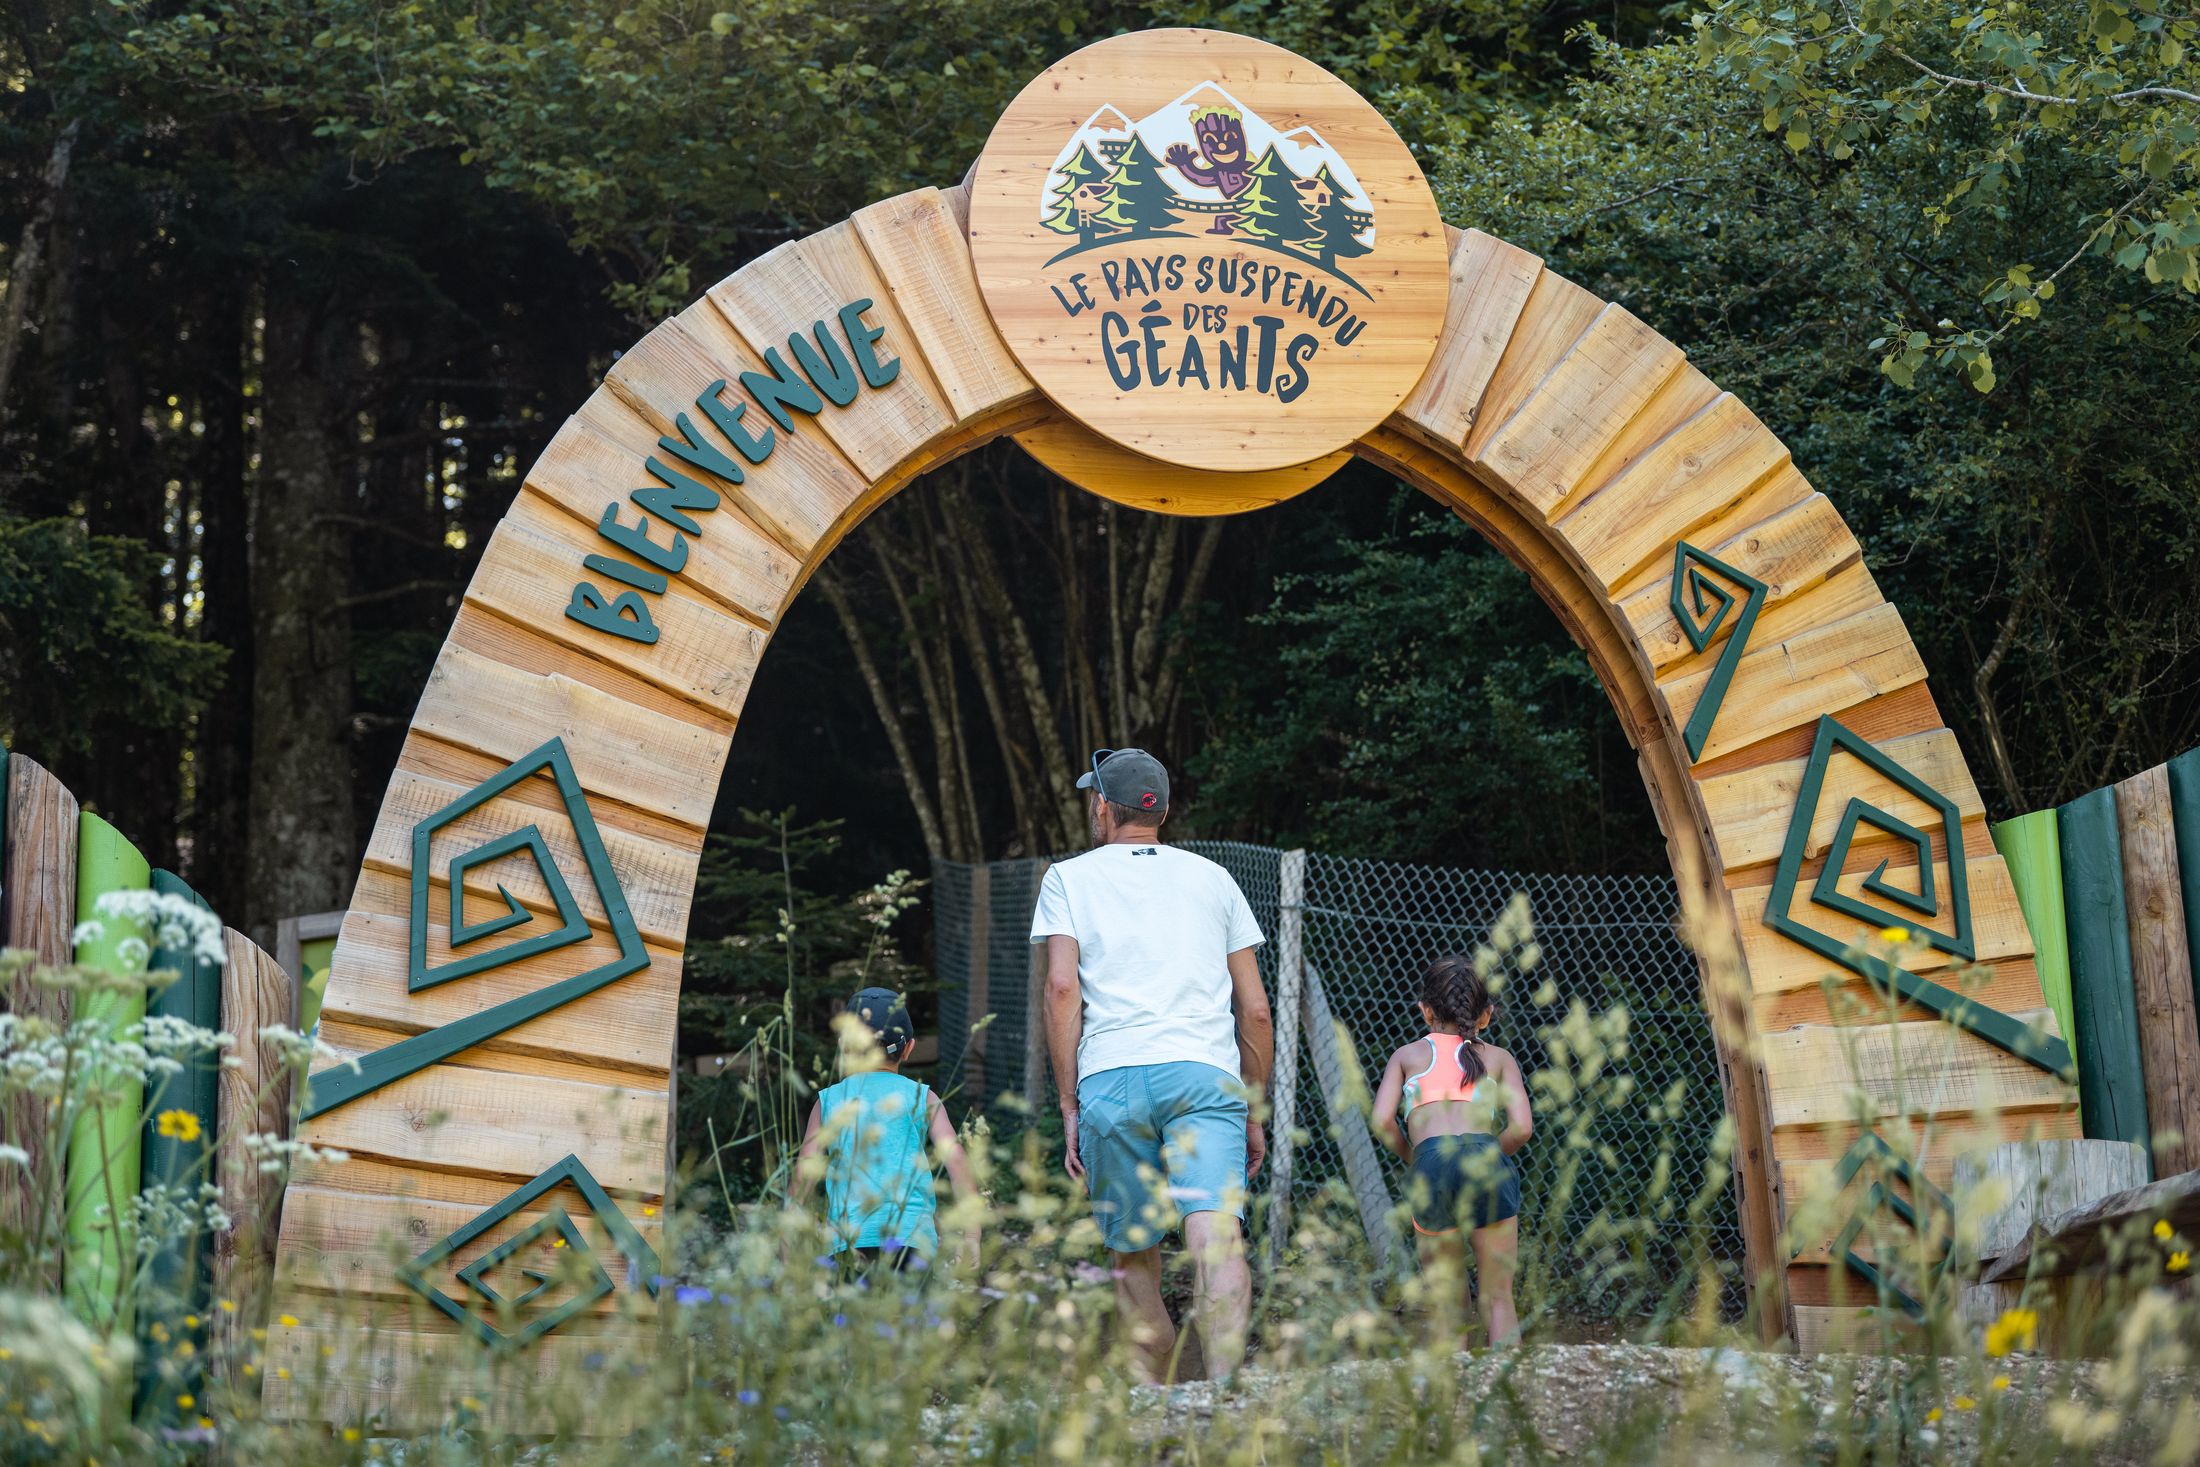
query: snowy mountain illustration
1038 82 1378 293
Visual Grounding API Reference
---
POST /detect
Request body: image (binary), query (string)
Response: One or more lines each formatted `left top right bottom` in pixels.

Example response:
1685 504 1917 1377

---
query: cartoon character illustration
1164 104 1253 235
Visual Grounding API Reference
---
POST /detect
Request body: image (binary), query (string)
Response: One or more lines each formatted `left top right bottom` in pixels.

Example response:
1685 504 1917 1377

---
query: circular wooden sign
969 29 1450 474
1014 421 1347 517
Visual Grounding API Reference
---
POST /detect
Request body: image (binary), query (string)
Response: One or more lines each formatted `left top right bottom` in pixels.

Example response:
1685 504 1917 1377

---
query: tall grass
3 889 2195 1463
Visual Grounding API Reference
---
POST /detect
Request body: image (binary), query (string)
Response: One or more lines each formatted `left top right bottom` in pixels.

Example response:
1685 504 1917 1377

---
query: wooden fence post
1264 849 1307 1271
212 930 296 1330
2116 765 2200 1176
1 754 78 1265
1301 958 1402 1276
1023 860 1052 1111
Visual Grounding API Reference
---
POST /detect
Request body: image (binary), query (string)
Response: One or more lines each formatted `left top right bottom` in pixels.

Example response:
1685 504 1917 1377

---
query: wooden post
2 754 78 1264
213 930 297 1328
2061 788 2151 1159
964 863 992 1104
1264 849 1308 1271
1023 860 1052 1111
2116 765 2200 1176
1301 958 1402 1276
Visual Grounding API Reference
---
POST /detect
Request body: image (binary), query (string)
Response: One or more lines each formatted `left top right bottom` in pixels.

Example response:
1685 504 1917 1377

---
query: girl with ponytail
1372 953 1533 1346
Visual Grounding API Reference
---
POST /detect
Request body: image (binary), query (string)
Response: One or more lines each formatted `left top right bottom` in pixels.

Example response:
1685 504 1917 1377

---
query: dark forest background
4 0 2196 1069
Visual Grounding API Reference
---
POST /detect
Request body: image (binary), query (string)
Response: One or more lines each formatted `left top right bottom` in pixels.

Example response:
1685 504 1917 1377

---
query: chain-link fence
931 843 1743 1318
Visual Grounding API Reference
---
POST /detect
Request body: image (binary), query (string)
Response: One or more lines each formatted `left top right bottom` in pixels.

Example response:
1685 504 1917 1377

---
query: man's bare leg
1182 1211 1250 1378
1112 1245 1176 1382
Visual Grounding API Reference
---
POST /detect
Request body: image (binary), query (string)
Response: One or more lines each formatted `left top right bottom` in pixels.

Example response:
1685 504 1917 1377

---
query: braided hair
1419 953 1495 1086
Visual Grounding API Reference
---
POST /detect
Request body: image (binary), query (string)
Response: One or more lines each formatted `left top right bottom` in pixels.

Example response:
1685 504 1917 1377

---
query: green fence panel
136 870 219 1417
2058 787 2151 1164
299 932 336 1038
2169 747 2200 1011
1993 807 2079 1129
64 813 152 1328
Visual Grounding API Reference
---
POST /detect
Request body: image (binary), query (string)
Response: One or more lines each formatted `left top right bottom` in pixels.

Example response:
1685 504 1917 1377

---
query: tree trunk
0 119 77 420
244 279 357 940
817 566 949 862
192 290 255 917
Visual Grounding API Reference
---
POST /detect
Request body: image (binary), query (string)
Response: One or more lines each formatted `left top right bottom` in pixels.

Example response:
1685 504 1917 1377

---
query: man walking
1032 748 1274 1382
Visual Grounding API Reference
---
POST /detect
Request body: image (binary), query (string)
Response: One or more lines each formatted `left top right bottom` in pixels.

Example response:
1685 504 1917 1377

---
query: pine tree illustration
1042 144 1109 241
1310 164 1375 271
1236 146 1316 248
1094 133 1175 237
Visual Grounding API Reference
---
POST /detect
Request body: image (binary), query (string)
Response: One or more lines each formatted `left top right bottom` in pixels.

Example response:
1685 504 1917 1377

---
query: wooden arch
267 185 2075 1420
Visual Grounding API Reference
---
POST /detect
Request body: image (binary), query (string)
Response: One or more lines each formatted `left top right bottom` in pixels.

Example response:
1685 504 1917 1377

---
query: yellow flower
342 1428 361 1443
1925 1408 1942 1423
276 1368 290 1381
197 1417 213 1431
218 1299 236 1314
2155 1219 2173 1242
277 1313 299 1328
1954 1395 1977 1412
176 1395 194 1410
461 1396 485 1414
155 1109 202 1143
1984 1307 2039 1357
552 1237 565 1248
1991 1375 2011 1392
643 1206 658 1218
183 1314 198 1328
1879 926 1911 943
2171 1251 2190 1273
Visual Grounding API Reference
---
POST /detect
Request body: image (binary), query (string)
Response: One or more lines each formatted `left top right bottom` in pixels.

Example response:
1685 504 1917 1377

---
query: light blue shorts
1077 1060 1248 1253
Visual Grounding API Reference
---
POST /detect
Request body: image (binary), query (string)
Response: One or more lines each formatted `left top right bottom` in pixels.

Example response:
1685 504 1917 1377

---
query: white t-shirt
1028 843 1266 1083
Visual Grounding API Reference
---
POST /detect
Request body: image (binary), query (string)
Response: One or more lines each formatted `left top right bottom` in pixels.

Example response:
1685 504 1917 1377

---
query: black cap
847 986 913 1058
1077 748 1170 815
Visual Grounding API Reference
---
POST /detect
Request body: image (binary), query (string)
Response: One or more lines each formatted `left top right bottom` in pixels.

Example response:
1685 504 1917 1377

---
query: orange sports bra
1400 1034 1501 1122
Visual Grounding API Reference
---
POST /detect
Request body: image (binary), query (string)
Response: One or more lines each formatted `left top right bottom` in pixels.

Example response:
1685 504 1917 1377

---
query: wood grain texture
1471 303 1688 519
2059 786 2152 1157
1619 492 1862 671
1659 602 1928 765
1762 1014 2071 1132
1014 417 1348 515
1 754 77 1254
852 186 1035 423
2115 764 2200 1175
1394 228 1542 449
1698 727 1985 875
214 929 296 1320
1460 268 1603 461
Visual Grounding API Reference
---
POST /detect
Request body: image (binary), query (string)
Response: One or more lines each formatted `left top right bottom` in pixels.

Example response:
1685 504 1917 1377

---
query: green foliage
0 517 227 759
1191 493 1661 872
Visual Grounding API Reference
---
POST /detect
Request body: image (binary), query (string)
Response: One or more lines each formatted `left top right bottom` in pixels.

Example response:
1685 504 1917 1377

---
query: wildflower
674 1286 713 1306
643 1205 658 1217
1879 926 1911 943
2155 1219 2172 1242
1984 1307 2038 1357
461 1396 484 1413
736 1390 760 1406
278 1313 299 1328
156 1109 202 1143
1992 1375 2011 1392
2171 1251 2190 1273
1925 1407 1942 1423
0 1144 29 1170
1954 1395 1977 1411
177 1394 194 1410
342 1428 361 1443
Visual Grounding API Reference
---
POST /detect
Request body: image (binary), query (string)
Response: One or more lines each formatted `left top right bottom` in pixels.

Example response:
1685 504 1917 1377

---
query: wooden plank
2170 746 2200 1003
1979 1162 2200 1283
1014 418 1349 516
1752 953 2057 1036
1470 303 1688 518
2059 787 2152 1158
1553 393 1792 593
1957 1138 2152 1266
64 813 150 1327
705 223 955 487
1732 851 2041 996
1569 364 1724 513
467 489 770 721
1762 1014 2072 1131
525 403 803 625
360 746 703 949
1611 461 1819 605
1698 727 1985 875
1659 602 1929 766
1 754 77 1255
214 929 297 1321
1619 493 1863 671
408 623 730 833
319 868 679 1077
1304 960 1403 1275
851 187 1034 423
1393 229 1542 448
276 1183 662 1308
2116 764 2200 1176
293 1052 666 1199
1691 680 1943 784
1460 268 1603 461
1264 847 1308 1271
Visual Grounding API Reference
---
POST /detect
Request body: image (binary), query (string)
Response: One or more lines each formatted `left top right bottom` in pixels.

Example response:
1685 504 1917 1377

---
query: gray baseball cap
1077 748 1170 815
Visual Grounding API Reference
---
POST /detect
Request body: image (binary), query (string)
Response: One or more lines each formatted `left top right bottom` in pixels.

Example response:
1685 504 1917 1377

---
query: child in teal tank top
790 987 980 1268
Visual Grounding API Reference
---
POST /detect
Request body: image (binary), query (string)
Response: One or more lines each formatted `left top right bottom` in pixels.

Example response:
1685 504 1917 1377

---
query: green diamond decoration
399 1154 659 1351
1766 716 2074 1077
302 738 648 1119
1669 540 1768 762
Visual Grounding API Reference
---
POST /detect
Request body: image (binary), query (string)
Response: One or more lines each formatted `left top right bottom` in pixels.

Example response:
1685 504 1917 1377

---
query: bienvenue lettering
1047 252 1366 403
565 300 897 645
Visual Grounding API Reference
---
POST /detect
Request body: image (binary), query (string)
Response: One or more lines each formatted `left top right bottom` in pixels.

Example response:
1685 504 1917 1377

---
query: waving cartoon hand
1165 142 1217 187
